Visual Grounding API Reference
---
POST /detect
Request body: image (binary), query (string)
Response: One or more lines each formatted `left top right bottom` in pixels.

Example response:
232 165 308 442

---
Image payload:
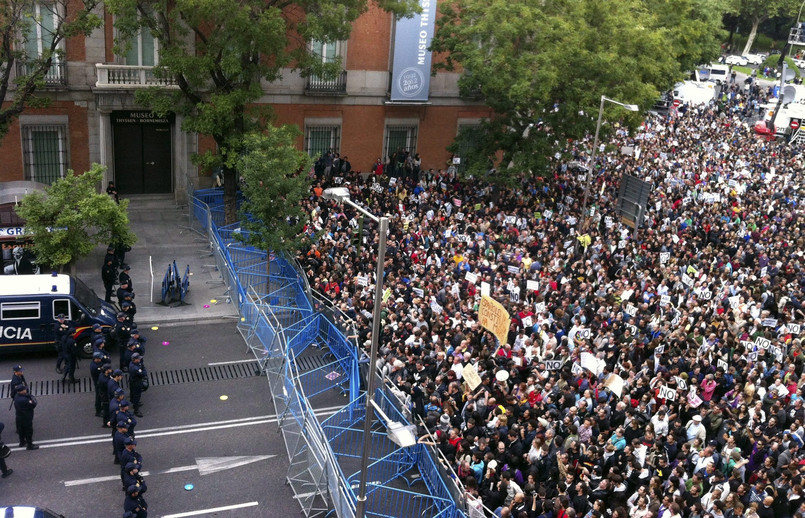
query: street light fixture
579 95 639 229
321 187 389 518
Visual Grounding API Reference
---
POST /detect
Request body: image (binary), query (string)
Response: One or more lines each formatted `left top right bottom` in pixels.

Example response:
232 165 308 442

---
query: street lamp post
579 95 640 233
322 187 388 518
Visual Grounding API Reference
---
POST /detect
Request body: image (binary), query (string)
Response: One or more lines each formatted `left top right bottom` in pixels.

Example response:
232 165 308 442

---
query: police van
0 273 117 358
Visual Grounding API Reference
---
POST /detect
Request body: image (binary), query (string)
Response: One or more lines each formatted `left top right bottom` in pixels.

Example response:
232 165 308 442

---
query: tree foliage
431 0 725 183
234 128 312 253
0 0 102 139
106 0 419 225
14 165 137 271
728 0 799 55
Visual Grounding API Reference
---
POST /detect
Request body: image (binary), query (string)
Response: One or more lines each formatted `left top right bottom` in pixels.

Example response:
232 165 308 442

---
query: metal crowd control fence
188 188 468 518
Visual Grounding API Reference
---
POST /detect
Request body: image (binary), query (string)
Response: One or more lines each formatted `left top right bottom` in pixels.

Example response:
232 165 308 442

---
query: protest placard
462 364 481 391
604 374 625 398
545 360 563 371
479 295 510 346
659 385 676 401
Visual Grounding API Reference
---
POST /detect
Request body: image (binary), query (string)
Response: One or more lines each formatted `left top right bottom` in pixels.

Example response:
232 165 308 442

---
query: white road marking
65 455 276 486
161 501 259 517
207 358 263 366
0 379 10 383
16 405 342 451
196 455 275 475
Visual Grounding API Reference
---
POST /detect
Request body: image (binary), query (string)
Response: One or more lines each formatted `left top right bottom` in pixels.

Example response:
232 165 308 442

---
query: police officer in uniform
124 484 148 518
90 353 106 416
111 314 132 368
94 336 111 359
9 366 25 400
109 388 126 419
122 341 139 371
119 265 133 293
13 384 38 450
117 282 132 307
0 422 13 478
104 245 119 271
129 327 146 356
123 462 146 495
98 364 114 428
128 353 147 417
53 314 70 373
122 298 137 323
120 438 142 489
102 257 117 304
113 419 131 464
61 327 79 384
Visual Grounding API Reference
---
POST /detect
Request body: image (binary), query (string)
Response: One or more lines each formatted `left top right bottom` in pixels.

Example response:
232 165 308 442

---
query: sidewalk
74 194 239 325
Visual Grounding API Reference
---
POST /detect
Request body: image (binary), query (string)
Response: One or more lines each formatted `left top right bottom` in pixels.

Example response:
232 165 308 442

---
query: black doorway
111 111 173 194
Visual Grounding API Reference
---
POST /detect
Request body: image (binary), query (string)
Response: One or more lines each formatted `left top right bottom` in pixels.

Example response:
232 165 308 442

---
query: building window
21 124 68 184
384 125 418 160
305 126 341 158
311 40 340 65
306 40 347 94
20 1 65 85
455 124 482 174
121 16 159 66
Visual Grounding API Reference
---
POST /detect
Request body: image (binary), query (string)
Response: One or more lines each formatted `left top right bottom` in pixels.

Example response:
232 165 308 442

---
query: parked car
0 506 64 518
725 55 748 66
743 54 764 65
793 58 805 69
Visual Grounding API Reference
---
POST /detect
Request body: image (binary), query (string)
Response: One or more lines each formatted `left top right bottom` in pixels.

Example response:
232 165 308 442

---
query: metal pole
355 216 388 518
580 95 606 228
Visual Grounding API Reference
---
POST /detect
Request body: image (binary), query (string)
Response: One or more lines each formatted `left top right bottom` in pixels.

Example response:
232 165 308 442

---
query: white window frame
115 14 160 66
310 40 345 66
26 1 63 61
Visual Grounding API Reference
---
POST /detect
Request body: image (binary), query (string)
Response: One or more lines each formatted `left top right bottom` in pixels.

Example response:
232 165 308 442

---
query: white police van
0 273 117 358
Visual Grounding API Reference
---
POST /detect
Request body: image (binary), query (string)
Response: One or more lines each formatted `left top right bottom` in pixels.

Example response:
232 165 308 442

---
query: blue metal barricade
190 188 466 518
180 264 191 304
160 263 173 305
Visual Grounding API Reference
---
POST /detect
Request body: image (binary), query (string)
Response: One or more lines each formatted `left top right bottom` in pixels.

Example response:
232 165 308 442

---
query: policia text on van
0 273 117 358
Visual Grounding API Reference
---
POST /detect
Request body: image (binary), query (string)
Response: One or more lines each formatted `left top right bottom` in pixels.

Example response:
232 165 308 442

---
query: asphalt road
0 321 319 518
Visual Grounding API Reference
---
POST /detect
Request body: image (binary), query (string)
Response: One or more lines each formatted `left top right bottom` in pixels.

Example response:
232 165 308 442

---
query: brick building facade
0 1 490 202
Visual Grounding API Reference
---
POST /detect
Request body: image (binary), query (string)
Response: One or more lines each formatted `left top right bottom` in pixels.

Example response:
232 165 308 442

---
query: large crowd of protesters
296 80 805 518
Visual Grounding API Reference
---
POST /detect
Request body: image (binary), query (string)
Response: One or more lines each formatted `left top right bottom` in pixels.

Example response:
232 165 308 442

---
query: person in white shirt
651 409 670 437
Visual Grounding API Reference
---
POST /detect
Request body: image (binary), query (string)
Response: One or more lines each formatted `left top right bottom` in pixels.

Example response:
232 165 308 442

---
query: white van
673 81 717 107
698 63 730 84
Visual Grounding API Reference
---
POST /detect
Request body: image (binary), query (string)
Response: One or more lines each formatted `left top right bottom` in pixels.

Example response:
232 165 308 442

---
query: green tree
0 0 102 138
431 0 724 183
14 164 136 274
106 0 418 225
731 0 799 55
234 128 312 252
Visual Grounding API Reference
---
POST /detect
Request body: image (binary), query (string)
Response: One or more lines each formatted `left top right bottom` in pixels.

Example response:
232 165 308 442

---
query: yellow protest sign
479 295 510 346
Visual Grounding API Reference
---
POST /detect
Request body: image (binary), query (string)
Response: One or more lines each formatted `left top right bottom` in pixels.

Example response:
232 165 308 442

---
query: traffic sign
791 119 800 130
673 99 681 107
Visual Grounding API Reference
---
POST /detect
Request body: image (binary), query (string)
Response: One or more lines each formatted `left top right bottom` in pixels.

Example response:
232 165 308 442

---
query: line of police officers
11 251 151 517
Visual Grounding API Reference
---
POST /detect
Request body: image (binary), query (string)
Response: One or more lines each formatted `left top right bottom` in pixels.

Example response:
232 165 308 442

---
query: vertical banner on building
390 0 437 101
